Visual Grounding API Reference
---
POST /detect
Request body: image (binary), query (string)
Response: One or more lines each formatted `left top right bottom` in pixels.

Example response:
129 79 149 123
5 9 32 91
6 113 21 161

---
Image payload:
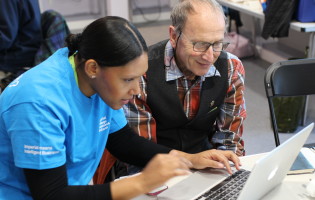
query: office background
38 0 315 155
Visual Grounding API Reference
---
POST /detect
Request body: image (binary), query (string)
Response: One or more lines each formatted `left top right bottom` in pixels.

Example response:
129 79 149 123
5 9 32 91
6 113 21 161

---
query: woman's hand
138 152 192 192
171 149 242 174
110 152 192 200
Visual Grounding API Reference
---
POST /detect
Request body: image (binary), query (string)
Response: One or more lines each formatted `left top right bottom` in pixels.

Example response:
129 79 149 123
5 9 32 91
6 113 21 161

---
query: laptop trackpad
158 168 229 200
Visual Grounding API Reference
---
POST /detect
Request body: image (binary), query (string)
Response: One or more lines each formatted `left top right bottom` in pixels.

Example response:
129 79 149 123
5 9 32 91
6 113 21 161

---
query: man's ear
169 26 178 49
84 59 98 79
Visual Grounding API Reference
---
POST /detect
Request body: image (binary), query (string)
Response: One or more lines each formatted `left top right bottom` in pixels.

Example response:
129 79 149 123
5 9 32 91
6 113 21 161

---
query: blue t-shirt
0 48 127 199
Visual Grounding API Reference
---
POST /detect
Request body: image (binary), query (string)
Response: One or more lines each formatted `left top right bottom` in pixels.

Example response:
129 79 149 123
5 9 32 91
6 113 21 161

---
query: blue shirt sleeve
3 103 66 170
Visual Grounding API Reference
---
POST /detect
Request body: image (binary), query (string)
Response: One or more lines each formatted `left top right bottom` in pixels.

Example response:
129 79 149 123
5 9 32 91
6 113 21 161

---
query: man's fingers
207 151 236 174
222 151 242 170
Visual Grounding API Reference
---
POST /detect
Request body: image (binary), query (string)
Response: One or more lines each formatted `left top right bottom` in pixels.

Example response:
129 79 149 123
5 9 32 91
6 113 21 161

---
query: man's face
170 5 226 79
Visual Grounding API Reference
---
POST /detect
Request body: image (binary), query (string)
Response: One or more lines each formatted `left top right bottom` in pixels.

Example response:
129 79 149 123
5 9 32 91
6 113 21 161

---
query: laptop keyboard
194 169 251 200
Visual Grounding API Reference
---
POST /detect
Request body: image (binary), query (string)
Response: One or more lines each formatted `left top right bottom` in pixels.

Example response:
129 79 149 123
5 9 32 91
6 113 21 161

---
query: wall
129 0 173 24
106 0 130 20
38 0 178 32
39 0 130 33
39 0 105 19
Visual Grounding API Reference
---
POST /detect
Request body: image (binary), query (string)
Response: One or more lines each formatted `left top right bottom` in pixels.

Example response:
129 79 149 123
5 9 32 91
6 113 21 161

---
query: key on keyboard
195 169 251 200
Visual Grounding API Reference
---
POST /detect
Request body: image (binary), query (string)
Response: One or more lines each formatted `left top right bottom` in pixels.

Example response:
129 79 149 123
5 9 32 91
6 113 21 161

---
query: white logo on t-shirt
24 145 60 155
9 74 23 87
99 116 110 132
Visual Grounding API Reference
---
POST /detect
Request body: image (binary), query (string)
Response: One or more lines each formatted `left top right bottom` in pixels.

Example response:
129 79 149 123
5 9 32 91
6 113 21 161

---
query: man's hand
236 142 245 156
171 149 241 174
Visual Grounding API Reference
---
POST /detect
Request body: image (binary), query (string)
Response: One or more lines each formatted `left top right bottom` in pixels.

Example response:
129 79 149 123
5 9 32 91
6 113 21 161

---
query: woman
0 16 240 200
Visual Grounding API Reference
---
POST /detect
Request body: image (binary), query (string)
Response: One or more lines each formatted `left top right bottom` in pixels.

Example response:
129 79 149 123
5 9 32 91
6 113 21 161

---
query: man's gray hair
170 0 226 33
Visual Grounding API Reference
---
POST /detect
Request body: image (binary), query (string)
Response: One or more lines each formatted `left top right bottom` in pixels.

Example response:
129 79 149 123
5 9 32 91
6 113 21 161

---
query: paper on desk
288 148 315 175
244 0 263 12
301 147 315 167
226 0 263 12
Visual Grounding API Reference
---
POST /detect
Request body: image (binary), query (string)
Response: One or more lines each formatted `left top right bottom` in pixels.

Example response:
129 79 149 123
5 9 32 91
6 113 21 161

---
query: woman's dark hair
65 16 148 67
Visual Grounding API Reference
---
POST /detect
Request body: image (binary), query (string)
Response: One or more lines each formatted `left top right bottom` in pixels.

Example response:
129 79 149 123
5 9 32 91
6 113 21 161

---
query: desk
217 0 315 58
132 151 315 200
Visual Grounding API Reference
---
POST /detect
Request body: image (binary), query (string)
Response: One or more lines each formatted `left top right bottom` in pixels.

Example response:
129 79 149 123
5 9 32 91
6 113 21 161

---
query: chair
264 58 315 146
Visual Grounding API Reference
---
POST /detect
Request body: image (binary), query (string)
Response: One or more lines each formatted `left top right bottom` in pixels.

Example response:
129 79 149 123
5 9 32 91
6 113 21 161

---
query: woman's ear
169 26 178 49
85 59 98 79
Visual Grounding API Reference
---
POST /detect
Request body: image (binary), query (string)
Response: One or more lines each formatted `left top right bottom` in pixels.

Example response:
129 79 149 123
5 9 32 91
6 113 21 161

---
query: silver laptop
157 123 314 200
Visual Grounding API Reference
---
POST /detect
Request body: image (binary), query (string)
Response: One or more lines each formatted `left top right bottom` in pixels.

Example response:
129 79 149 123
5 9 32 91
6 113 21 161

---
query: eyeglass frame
178 31 230 52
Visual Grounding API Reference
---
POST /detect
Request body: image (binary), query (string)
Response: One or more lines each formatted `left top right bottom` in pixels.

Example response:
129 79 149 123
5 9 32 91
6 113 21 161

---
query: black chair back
264 58 315 146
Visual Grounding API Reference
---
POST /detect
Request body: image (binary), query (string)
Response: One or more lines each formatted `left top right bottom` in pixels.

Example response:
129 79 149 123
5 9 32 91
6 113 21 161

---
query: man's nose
201 46 215 62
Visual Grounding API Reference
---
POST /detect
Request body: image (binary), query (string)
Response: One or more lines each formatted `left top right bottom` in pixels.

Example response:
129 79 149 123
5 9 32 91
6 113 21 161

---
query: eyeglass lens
179 31 229 52
193 42 229 52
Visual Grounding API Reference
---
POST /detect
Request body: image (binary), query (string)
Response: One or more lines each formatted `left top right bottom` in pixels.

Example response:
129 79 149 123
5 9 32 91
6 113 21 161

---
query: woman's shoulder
1 48 74 107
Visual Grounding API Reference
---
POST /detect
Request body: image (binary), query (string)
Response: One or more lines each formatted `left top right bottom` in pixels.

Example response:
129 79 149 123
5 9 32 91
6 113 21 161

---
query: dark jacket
0 0 42 72
146 40 229 153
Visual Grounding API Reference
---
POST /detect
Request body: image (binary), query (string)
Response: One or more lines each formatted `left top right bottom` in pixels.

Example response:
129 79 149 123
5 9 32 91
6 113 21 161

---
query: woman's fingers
140 153 192 192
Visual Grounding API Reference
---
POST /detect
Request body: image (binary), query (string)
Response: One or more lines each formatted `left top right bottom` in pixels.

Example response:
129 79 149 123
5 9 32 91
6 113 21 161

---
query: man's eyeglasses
179 32 230 52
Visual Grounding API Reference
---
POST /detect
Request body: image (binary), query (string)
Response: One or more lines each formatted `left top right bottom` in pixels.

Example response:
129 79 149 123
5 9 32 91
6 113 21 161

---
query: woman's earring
91 75 96 79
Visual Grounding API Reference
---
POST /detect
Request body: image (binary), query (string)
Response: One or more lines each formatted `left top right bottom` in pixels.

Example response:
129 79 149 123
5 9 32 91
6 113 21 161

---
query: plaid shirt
34 10 70 65
124 41 246 154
